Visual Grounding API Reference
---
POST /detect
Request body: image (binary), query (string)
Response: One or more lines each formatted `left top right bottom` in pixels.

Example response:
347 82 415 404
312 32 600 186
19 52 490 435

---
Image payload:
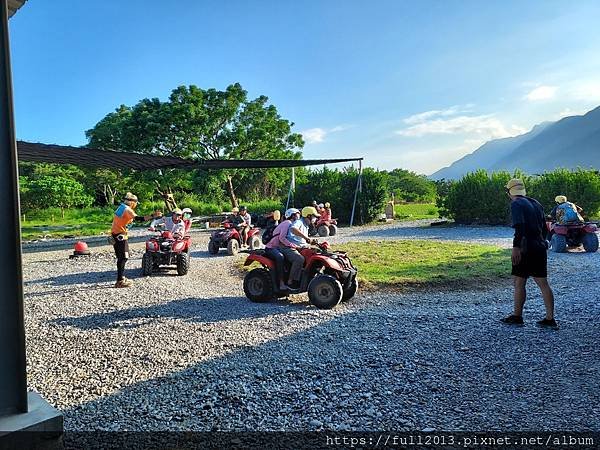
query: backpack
556 202 581 224
262 223 278 245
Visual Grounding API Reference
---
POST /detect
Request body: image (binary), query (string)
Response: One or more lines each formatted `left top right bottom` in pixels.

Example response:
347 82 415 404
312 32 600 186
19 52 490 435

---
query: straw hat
505 179 526 196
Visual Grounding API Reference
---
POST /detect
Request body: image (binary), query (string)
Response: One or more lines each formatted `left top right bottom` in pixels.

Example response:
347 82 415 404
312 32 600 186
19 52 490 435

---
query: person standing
111 192 159 288
501 179 557 328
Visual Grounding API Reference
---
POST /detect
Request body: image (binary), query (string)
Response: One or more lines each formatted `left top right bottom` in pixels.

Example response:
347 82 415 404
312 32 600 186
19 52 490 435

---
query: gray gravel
22 221 600 431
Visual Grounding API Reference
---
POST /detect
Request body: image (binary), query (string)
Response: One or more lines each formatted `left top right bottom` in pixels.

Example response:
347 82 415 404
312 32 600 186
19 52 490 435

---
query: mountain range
430 106 600 179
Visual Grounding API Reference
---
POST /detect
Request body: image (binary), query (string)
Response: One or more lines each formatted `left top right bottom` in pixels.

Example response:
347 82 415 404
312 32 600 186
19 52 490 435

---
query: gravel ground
22 220 600 431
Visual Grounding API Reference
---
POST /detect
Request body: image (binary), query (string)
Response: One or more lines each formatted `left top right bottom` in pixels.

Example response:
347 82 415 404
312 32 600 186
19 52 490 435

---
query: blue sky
9 0 600 174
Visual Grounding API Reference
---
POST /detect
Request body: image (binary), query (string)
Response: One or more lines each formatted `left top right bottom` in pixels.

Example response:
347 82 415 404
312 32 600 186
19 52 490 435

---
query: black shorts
113 235 129 260
512 248 547 278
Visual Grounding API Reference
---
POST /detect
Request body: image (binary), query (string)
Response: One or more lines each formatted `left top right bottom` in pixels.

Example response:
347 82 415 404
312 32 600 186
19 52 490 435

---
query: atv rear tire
176 252 190 275
227 239 239 255
249 235 261 250
208 240 219 255
329 224 338 236
318 225 330 237
142 252 153 276
582 232 599 253
243 268 274 302
550 234 567 253
342 278 358 302
308 274 342 309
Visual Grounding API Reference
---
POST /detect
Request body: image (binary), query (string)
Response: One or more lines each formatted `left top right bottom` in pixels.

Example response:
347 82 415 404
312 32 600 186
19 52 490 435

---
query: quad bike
242 241 358 309
142 228 191 276
208 220 262 255
546 220 599 253
309 217 338 237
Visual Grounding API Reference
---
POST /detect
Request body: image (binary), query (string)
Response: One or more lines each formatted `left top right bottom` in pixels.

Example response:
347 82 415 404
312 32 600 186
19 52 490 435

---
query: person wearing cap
111 192 160 288
280 206 320 289
153 209 186 236
264 208 301 291
320 202 332 222
502 179 557 328
550 195 583 225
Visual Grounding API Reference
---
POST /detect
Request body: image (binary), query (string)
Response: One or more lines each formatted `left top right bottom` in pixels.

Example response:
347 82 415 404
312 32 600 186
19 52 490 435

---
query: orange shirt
111 203 136 236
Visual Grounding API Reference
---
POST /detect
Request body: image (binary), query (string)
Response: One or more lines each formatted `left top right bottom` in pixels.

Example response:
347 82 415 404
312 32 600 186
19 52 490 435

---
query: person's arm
278 223 300 249
290 226 311 242
511 202 524 265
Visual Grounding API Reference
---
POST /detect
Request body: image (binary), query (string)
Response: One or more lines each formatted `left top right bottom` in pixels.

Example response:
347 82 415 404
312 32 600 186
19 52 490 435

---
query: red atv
546 220 599 253
242 241 358 309
309 218 337 237
142 227 191 276
208 220 262 255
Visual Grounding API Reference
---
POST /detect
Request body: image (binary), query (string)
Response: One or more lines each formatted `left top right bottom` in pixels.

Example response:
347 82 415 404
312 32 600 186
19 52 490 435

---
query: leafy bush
23 175 94 218
294 166 386 224
527 168 600 217
439 170 512 224
440 168 600 224
386 168 436 203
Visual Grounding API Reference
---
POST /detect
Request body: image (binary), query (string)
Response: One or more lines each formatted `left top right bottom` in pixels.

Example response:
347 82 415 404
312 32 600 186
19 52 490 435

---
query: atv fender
584 223 598 233
244 254 276 270
308 255 343 272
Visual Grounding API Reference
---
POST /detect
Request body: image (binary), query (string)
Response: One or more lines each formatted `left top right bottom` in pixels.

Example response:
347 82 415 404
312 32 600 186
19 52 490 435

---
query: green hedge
439 168 600 224
294 167 386 224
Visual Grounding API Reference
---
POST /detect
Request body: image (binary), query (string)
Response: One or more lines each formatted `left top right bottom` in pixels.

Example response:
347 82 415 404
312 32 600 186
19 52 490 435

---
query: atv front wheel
329 224 338 236
142 252 153 276
243 268 274 302
308 274 342 309
208 240 219 255
227 239 239 255
249 235 261 250
550 234 567 253
342 278 358 302
317 225 330 237
176 252 190 275
582 232 599 253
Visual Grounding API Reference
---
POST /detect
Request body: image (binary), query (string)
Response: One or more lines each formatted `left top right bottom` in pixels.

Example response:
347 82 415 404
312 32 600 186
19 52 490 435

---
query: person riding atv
151 209 186 237
550 195 584 225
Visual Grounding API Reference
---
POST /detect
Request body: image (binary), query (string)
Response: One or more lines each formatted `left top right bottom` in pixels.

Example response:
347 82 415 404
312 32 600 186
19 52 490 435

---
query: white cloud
403 105 473 125
396 114 516 139
301 128 327 144
524 85 558 101
301 124 351 144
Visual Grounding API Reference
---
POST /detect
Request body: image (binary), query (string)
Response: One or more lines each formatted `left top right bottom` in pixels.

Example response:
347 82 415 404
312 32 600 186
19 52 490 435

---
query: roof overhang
8 0 27 18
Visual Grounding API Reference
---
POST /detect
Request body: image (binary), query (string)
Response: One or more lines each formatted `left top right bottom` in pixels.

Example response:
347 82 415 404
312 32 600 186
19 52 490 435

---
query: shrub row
439 168 600 224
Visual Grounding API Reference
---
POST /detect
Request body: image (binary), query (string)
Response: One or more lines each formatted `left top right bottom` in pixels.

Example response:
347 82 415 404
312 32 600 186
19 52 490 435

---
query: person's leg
513 275 527 317
533 277 555 320
281 247 304 285
114 240 125 281
266 248 286 289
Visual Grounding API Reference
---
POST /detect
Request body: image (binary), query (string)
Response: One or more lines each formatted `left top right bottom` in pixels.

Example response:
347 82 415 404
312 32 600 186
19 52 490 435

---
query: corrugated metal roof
8 0 27 18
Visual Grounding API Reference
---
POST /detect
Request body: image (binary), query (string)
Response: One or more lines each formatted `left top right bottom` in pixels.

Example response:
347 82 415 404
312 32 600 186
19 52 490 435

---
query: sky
8 0 600 175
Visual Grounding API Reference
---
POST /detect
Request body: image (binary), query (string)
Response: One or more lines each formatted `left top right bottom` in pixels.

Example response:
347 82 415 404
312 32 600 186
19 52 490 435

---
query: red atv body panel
244 253 276 269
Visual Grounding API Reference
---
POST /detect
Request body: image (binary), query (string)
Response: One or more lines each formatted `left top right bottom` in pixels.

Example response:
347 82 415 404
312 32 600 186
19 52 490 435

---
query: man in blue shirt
279 206 319 289
501 179 557 329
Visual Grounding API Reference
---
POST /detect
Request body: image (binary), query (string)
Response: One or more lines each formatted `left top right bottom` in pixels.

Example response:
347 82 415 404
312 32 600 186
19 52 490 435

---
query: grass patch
394 203 439 220
334 240 510 290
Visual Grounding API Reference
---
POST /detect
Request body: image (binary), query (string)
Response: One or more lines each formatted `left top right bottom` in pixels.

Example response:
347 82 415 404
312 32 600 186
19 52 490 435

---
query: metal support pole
285 167 295 210
349 160 362 227
0 0 28 416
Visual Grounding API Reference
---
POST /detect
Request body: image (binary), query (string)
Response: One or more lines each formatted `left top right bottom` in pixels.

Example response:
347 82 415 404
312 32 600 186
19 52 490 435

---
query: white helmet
285 208 300 219
182 208 192 214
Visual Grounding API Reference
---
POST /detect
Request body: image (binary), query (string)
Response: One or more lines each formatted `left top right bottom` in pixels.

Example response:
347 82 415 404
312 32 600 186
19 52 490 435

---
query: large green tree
86 83 305 206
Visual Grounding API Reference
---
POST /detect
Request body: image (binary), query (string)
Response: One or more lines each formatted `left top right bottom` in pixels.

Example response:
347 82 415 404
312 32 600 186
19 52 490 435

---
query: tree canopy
85 83 305 206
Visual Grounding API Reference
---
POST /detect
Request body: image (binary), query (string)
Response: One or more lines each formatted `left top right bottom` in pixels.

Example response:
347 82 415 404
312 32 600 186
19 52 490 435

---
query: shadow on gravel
50 296 298 330
59 299 600 433
25 269 142 286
